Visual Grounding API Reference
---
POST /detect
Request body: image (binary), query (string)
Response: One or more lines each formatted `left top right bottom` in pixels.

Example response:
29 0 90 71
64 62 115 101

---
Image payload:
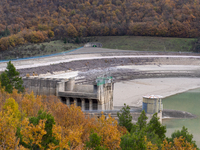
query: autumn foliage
0 0 200 51
0 84 124 149
0 82 198 149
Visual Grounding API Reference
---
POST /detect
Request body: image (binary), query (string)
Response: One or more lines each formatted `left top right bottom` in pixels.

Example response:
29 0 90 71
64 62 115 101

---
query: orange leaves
66 23 78 38
0 112 20 149
161 137 197 150
0 99 22 149
49 103 89 149
50 104 122 149
0 0 200 47
103 26 109 35
24 30 48 43
0 37 10 50
0 85 123 150
95 113 121 149
22 92 43 117
21 118 47 149
52 125 84 149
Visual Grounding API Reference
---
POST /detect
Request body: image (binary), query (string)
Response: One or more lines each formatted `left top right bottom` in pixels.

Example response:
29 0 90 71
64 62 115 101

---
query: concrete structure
23 76 114 111
84 42 103 48
142 95 163 123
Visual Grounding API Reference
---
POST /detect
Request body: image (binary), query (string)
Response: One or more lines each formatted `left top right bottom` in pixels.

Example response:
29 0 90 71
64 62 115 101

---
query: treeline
0 86 198 149
0 30 54 51
0 0 200 51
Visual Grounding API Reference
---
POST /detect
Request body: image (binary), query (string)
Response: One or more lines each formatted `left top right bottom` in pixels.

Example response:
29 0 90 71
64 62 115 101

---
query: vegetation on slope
0 36 197 60
0 87 198 149
0 0 200 51
93 36 197 52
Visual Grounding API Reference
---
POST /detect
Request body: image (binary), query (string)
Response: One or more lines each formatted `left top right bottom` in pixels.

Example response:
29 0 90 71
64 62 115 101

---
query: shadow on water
162 88 200 148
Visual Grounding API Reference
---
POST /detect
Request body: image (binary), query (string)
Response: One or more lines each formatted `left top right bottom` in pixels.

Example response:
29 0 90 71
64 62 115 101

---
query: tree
85 131 108 150
20 118 47 150
0 98 25 149
120 131 148 150
66 23 78 37
136 110 148 130
167 126 198 149
0 61 24 93
29 110 59 149
19 110 59 150
162 136 197 149
96 113 121 149
147 113 166 141
120 111 163 150
117 103 133 132
5 26 10 36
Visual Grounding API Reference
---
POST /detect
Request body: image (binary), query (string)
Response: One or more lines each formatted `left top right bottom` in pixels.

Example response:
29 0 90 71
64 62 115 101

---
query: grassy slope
92 36 196 52
1 40 83 60
0 36 197 60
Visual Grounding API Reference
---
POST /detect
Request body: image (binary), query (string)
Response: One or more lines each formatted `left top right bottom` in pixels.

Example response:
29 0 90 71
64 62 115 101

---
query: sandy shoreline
113 77 200 107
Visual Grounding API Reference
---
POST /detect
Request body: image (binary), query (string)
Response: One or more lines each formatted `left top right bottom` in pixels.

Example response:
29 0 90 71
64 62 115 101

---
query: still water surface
162 88 200 147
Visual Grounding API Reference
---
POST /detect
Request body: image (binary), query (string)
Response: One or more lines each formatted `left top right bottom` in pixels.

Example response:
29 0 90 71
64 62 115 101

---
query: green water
162 88 200 148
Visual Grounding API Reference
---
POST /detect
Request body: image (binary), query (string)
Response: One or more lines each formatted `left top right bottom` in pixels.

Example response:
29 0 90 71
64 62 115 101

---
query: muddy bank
18 57 200 84
163 109 196 119
17 57 154 76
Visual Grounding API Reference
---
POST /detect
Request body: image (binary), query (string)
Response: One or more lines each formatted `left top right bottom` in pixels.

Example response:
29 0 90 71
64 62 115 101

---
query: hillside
0 36 197 60
0 0 200 51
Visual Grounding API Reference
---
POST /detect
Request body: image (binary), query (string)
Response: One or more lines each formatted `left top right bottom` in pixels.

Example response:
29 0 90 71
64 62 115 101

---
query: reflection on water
162 88 200 148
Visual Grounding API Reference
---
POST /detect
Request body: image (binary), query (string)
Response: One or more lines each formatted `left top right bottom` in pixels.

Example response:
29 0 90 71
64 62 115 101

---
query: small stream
162 88 200 148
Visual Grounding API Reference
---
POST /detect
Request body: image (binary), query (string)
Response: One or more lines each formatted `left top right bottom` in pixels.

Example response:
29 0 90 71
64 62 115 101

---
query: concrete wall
23 77 114 111
23 77 63 95
73 84 94 93
97 83 114 110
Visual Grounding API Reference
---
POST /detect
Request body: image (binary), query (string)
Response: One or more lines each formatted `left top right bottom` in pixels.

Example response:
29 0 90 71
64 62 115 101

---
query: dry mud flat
18 57 200 82
113 78 200 107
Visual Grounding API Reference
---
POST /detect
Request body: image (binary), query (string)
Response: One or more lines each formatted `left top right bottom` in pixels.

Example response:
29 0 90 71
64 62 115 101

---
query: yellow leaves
3 98 21 127
161 136 197 150
21 118 47 149
50 103 88 148
22 92 42 117
0 88 123 150
22 30 48 43
50 103 121 149
38 24 49 31
145 137 158 150
48 30 54 38
0 32 25 51
95 113 121 149
0 110 20 149
51 124 84 150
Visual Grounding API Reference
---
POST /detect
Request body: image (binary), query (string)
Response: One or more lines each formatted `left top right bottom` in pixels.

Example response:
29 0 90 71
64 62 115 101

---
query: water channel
162 88 200 148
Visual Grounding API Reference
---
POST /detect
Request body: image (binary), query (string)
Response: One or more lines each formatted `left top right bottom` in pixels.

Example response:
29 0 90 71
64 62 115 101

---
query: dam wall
22 76 114 111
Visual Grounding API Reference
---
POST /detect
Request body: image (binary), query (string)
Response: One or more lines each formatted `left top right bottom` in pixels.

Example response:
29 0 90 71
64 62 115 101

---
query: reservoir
162 88 200 148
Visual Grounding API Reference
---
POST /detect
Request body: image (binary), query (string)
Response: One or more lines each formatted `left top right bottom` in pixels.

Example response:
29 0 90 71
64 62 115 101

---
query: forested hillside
0 0 200 51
